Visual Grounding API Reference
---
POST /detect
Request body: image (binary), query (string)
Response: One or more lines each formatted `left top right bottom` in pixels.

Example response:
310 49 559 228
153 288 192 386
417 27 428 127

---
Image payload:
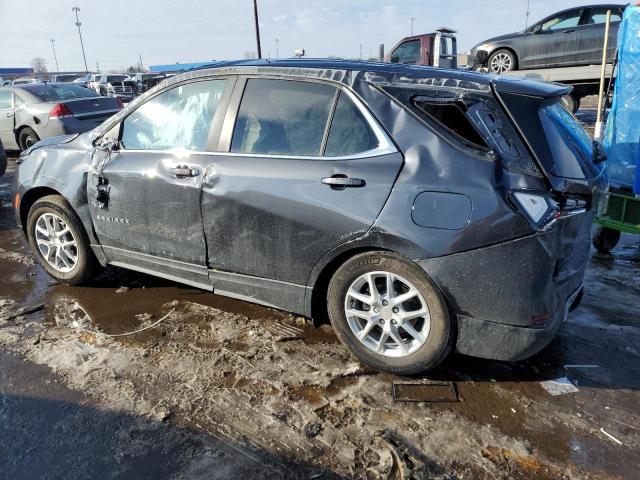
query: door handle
562 29 576 33
321 175 366 189
4 112 12 117
168 165 200 178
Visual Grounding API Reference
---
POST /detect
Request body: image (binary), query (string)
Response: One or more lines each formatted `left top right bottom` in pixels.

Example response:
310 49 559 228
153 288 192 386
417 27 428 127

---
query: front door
88 78 231 278
201 77 403 287
523 8 583 68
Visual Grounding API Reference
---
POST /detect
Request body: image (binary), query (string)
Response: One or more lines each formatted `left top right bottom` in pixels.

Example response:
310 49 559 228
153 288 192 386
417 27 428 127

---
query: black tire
562 94 581 114
327 251 453 375
26 195 98 284
488 49 517 74
18 127 40 151
592 227 621 254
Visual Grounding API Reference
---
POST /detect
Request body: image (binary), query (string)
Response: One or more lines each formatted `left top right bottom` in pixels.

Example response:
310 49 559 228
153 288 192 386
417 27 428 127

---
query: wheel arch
307 246 456 334
489 46 520 70
19 186 62 234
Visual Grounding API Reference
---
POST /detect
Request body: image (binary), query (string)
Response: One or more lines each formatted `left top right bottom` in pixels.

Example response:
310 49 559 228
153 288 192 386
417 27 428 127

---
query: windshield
539 101 601 179
22 84 99 102
106 75 128 83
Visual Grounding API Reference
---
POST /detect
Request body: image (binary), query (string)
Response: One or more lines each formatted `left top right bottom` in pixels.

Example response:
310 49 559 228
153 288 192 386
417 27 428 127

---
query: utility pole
525 0 531 28
50 39 60 72
139 53 144 71
410 16 415 36
359 43 362 60
275 38 279 59
72 7 89 73
252 0 262 59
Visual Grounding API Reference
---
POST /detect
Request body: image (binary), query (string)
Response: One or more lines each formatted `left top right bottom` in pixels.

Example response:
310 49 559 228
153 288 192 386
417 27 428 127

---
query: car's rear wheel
26 195 98 284
327 251 453 375
18 127 40 151
592 226 621 254
489 49 517 74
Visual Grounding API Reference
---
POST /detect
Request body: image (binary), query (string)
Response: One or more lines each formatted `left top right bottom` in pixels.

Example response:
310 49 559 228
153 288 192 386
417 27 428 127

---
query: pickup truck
384 28 458 68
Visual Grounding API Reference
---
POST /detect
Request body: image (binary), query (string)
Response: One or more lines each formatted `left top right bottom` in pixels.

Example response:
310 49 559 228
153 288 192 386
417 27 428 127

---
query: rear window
325 92 379 156
539 102 600 179
22 84 99 101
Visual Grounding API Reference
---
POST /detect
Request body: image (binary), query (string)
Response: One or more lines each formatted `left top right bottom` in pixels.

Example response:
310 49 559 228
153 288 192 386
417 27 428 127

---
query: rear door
0 90 17 149
201 77 403 286
575 7 624 65
523 8 583 68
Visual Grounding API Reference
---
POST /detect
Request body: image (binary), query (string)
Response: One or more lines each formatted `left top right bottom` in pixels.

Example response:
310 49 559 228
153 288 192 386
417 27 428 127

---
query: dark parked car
12 60 606 374
0 83 123 151
472 4 625 73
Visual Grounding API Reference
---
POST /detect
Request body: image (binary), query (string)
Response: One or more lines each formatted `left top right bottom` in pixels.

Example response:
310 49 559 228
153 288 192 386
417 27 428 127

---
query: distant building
0 67 35 80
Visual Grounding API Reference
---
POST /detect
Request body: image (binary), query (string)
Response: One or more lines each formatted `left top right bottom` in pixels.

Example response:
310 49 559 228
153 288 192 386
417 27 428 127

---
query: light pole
72 7 89 73
410 16 415 36
275 38 279 59
252 0 262 59
525 0 531 28
50 39 60 72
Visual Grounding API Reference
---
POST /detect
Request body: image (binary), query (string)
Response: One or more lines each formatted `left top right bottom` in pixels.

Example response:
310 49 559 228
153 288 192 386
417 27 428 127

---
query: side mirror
532 24 543 34
390 55 400 63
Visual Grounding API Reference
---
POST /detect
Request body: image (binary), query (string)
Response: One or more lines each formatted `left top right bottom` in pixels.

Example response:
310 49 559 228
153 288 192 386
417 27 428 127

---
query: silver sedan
0 83 123 151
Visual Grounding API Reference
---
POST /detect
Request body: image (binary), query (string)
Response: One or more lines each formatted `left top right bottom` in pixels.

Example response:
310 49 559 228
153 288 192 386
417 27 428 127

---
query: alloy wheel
490 52 513 73
344 271 431 358
34 212 78 273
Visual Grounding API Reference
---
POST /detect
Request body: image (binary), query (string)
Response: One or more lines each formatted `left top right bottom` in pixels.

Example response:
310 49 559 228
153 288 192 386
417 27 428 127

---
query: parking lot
0 97 638 479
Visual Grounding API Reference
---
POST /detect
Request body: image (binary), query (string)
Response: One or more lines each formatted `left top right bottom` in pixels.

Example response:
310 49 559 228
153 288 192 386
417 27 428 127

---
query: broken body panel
13 60 606 362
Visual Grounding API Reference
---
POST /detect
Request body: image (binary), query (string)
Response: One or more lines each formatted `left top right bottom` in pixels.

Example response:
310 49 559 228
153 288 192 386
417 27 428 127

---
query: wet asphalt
1 100 639 479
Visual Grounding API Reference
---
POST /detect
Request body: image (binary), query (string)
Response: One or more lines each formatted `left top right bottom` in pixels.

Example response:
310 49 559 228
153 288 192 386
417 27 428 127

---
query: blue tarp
604 5 640 193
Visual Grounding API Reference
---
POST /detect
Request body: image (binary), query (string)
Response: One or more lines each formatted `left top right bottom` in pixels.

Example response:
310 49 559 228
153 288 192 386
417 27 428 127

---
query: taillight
115 98 124 109
49 103 73 119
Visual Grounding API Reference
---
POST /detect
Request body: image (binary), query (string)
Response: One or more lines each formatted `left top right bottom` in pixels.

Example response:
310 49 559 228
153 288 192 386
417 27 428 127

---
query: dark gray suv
12 60 606 374
472 4 625 73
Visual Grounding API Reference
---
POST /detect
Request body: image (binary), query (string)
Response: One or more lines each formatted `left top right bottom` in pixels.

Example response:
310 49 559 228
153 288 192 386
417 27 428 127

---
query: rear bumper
418 212 593 361
454 286 581 361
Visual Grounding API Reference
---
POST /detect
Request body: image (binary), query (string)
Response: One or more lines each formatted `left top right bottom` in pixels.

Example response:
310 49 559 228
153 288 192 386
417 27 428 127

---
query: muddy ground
1 98 639 479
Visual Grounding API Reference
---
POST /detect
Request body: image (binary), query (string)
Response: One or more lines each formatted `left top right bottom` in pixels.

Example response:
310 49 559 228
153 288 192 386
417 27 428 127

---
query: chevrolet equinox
12 60 606 375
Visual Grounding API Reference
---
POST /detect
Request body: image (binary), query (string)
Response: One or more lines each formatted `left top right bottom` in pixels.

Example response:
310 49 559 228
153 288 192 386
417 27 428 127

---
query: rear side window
324 92 378 156
22 84 98 101
121 79 225 151
412 99 488 149
231 79 335 156
586 8 623 24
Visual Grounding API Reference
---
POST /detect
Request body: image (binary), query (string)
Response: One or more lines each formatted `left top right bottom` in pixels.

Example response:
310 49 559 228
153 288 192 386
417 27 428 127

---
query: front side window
121 79 225 151
390 40 421 64
541 10 583 31
324 92 378 156
231 79 335 156
0 91 11 109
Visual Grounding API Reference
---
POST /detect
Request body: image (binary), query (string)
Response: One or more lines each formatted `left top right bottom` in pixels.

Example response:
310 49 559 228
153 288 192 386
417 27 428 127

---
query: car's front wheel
327 252 453 375
26 195 98 284
488 49 517 74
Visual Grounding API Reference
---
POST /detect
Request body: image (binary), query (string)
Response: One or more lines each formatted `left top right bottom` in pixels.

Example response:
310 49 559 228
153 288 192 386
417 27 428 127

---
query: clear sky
0 0 628 71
